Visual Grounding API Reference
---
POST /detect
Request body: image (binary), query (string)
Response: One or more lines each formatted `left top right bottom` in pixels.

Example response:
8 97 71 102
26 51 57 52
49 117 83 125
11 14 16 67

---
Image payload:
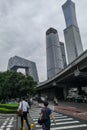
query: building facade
60 42 67 68
46 28 64 79
7 56 39 83
62 0 83 64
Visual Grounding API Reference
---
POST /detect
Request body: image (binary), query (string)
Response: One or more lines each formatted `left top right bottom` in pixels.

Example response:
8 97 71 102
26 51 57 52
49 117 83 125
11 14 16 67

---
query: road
29 104 87 130
58 101 87 110
0 114 17 130
0 103 87 130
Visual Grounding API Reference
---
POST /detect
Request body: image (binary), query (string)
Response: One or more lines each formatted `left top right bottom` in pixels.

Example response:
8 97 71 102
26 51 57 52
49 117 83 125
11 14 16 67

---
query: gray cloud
0 0 87 81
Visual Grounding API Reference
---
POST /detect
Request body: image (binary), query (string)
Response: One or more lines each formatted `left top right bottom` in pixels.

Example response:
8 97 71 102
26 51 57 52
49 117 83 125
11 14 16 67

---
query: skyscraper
60 42 67 68
46 28 64 79
62 0 83 63
7 56 39 82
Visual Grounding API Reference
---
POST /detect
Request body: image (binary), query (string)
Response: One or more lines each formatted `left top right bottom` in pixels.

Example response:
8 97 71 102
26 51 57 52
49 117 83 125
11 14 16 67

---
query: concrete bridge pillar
63 87 68 100
77 86 83 95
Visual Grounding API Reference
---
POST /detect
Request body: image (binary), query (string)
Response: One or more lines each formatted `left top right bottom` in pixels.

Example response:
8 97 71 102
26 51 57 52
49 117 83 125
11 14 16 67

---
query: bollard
30 123 34 130
22 120 26 130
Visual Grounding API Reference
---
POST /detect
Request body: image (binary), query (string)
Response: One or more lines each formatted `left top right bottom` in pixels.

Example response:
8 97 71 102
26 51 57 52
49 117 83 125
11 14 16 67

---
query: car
66 95 75 101
75 95 87 103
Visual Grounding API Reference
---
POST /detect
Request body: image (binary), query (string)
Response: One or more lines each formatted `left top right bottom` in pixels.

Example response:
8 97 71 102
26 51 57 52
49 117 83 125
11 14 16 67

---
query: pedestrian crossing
29 106 87 130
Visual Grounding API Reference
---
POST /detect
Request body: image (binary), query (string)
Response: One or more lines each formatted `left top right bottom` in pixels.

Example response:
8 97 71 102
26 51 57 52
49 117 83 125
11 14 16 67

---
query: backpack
38 108 50 125
41 109 49 123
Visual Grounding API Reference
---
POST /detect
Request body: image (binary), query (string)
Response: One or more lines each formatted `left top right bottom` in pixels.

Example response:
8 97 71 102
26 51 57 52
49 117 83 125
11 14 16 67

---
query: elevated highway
37 50 87 99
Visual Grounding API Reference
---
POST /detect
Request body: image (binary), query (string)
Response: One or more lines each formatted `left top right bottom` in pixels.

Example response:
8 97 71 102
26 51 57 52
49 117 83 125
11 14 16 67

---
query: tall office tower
62 0 83 63
46 28 64 79
7 56 39 82
60 42 67 67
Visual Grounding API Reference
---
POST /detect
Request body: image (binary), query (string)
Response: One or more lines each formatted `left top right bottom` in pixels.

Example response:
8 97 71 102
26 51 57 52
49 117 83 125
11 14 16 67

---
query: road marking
0 116 6 119
9 117 14 125
10 117 14 120
0 119 7 121
36 121 80 127
3 121 8 125
1 126 4 129
33 116 68 121
51 120 79 125
34 118 73 123
52 118 73 121
36 124 87 130
6 125 13 128
52 113 62 115
6 118 10 121
30 105 87 130
0 118 9 129
50 124 87 130
9 121 13 125
6 128 11 130
0 117 14 129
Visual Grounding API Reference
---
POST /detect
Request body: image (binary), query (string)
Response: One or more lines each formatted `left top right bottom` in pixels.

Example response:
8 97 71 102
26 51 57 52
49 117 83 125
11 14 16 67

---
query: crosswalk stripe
30 111 62 115
50 124 87 130
30 113 63 117
52 113 63 116
37 124 87 130
31 115 68 119
0 119 6 120
31 113 64 118
36 121 79 127
6 128 11 130
34 118 73 123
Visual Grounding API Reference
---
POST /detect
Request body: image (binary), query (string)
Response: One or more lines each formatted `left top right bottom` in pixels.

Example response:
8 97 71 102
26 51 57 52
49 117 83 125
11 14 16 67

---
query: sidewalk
54 105 87 121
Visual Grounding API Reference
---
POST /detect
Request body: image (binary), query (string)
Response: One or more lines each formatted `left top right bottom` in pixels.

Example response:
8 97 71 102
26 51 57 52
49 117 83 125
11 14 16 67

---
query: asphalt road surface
29 105 87 130
0 114 17 130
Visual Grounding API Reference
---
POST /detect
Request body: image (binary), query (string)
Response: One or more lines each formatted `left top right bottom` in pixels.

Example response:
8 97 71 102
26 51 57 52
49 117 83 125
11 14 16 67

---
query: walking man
18 97 30 130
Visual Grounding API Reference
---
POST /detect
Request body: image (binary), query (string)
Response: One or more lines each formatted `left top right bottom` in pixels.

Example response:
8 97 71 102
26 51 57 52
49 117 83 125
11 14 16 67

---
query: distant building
7 56 39 82
60 42 67 67
46 28 64 79
62 0 83 64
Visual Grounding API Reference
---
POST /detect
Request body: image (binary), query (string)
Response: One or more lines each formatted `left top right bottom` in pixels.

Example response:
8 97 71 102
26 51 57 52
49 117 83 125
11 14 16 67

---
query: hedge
0 104 18 109
0 103 19 114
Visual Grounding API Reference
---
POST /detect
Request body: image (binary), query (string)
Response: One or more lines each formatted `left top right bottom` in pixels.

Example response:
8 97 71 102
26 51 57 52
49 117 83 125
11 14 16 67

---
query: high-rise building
60 42 67 67
7 56 39 82
62 0 83 64
46 28 64 79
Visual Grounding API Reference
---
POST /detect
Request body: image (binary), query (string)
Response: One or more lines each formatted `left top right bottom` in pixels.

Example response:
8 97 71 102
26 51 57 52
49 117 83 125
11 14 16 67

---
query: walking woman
39 101 56 130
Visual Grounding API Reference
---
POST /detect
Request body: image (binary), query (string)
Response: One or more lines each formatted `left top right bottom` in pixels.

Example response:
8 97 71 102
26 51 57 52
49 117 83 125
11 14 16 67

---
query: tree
18 75 37 97
0 71 37 100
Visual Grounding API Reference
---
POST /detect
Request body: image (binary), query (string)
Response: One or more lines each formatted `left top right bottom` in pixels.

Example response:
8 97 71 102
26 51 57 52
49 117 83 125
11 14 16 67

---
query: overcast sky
0 0 87 82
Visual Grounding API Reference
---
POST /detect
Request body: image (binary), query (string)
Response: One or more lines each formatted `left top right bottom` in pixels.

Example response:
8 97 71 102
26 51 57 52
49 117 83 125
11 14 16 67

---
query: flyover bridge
37 50 87 99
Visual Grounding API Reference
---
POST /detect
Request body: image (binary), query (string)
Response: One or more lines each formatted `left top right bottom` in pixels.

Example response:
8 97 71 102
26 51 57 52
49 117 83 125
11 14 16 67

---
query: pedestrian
27 98 31 109
54 97 58 105
18 97 30 130
39 101 56 130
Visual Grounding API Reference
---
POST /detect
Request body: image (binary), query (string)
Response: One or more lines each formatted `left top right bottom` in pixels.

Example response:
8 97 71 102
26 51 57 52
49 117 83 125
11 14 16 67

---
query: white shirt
18 100 29 112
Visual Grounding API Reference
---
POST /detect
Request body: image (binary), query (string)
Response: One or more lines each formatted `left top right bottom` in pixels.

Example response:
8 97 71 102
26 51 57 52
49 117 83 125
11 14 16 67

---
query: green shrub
0 108 17 114
0 103 19 114
0 103 18 109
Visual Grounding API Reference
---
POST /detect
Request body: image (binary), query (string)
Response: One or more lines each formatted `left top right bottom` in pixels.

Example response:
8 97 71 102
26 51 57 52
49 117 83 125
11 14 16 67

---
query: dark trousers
21 112 30 130
42 124 50 130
